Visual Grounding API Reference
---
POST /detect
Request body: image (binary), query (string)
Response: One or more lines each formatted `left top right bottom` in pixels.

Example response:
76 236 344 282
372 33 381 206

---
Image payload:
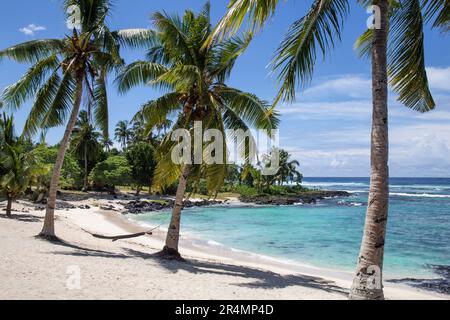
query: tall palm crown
114 120 132 149
71 110 102 190
0 0 150 137
277 149 301 185
71 111 102 162
117 2 279 194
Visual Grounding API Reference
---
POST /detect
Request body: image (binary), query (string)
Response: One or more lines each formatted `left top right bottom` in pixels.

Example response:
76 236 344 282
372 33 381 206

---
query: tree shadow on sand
0 213 43 223
47 241 347 295
128 248 348 295
41 238 131 259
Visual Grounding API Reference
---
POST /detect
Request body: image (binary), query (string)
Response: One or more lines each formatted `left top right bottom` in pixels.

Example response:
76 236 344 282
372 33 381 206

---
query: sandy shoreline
0 197 447 300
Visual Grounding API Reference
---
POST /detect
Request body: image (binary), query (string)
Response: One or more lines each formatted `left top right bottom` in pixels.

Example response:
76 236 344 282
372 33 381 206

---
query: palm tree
114 120 132 149
71 110 102 191
0 113 35 217
211 0 448 299
117 2 279 259
0 0 151 240
100 136 114 152
277 149 302 185
133 105 173 144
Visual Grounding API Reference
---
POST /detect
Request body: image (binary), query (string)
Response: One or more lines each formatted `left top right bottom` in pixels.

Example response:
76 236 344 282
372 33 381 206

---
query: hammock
82 225 160 242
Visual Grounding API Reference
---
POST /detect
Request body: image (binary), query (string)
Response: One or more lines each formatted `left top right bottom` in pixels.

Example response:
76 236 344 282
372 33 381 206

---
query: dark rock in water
387 278 450 295
123 199 223 214
78 205 91 210
56 201 77 210
429 264 450 279
240 190 351 206
387 264 450 295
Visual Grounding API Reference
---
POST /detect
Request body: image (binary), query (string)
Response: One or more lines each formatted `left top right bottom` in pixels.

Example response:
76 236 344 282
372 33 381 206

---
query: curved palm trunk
6 195 13 218
350 0 389 300
39 74 84 240
160 164 191 259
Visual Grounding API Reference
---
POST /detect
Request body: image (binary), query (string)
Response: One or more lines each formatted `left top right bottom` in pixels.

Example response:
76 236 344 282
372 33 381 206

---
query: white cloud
302 75 372 100
279 100 372 120
19 24 46 36
426 66 450 92
275 70 450 176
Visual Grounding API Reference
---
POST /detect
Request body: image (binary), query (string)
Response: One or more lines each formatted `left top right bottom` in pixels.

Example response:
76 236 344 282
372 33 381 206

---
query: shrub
32 144 83 190
89 156 133 191
233 185 258 197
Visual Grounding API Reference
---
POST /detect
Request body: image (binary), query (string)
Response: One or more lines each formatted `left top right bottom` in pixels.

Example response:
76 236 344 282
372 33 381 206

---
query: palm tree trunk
83 143 88 192
6 195 13 218
160 164 191 259
39 74 84 240
350 0 389 300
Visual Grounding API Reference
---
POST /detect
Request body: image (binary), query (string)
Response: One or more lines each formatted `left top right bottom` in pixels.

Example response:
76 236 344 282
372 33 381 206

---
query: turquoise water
132 178 450 279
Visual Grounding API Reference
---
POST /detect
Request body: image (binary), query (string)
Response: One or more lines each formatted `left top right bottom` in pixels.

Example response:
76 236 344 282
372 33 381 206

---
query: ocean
131 177 450 282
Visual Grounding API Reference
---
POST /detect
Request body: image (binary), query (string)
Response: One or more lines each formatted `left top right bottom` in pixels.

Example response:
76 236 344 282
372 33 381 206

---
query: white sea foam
207 240 224 246
350 202 364 206
302 182 369 187
337 200 364 207
390 193 450 198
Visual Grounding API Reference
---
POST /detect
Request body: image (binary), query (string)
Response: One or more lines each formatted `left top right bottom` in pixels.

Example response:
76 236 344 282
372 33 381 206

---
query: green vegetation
0 114 37 217
32 144 83 190
89 156 133 191
71 111 103 191
125 142 157 194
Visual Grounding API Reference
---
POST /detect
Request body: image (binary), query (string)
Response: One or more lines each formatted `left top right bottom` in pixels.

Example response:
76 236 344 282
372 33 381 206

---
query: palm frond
354 29 373 59
139 92 182 134
116 61 168 93
271 0 349 103
152 64 202 92
1 55 59 110
41 71 77 129
22 72 62 137
151 11 197 65
209 32 253 82
93 71 109 137
422 0 450 32
218 86 280 133
0 39 64 63
113 28 158 48
64 0 111 32
209 0 280 44
389 0 435 112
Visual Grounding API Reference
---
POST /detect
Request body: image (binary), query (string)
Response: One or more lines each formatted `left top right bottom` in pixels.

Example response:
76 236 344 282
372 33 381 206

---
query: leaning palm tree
0 0 151 240
114 120 132 149
117 2 279 259
71 110 102 191
211 0 448 299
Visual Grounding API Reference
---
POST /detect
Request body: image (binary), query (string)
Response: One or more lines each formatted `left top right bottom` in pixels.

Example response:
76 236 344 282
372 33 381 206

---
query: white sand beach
0 197 447 300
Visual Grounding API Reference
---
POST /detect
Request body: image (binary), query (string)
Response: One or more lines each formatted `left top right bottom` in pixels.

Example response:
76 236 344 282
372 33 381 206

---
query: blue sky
1 0 450 177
